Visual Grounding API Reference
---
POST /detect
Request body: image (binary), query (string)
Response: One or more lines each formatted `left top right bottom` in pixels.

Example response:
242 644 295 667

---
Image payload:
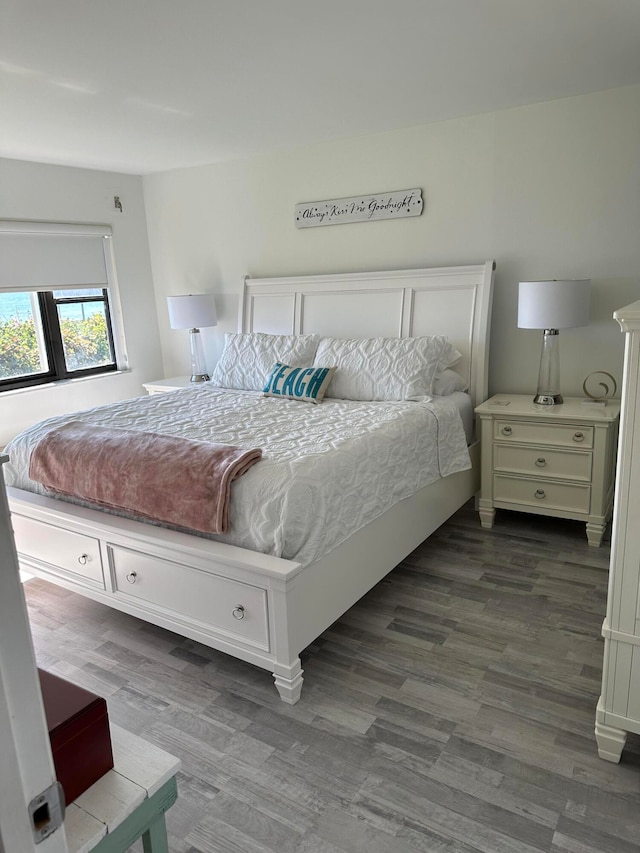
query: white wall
143 85 640 399
3 86 636 445
0 159 162 444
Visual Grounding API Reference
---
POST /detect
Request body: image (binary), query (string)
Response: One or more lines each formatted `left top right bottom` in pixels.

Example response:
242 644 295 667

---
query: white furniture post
596 300 640 762
0 456 69 852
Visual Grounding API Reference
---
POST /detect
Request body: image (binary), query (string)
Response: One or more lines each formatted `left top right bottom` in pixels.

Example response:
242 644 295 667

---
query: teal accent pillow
263 363 336 404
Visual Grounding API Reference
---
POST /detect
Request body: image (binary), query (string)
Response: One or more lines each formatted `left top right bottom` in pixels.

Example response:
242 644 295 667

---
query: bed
5 262 495 703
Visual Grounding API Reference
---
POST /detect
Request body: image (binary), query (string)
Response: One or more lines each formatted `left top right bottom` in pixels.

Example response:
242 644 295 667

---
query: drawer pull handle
232 605 245 620
573 431 585 443
501 426 513 436
535 457 547 468
126 571 137 584
534 489 546 500
77 553 89 565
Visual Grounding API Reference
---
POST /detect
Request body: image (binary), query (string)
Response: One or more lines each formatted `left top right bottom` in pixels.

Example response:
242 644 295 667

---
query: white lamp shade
518 279 590 329
167 293 217 330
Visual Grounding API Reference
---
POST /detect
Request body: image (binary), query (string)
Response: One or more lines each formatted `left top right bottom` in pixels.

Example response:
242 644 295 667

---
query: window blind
0 221 112 292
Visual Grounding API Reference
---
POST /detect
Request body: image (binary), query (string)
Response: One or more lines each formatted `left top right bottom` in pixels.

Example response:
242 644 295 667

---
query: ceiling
2 0 640 176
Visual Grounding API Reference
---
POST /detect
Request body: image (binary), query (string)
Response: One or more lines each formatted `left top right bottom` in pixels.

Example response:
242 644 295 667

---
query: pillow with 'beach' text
263 362 336 404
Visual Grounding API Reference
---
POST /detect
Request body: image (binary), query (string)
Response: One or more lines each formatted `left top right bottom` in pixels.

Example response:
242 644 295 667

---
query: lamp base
188 328 209 384
533 329 563 406
533 392 563 405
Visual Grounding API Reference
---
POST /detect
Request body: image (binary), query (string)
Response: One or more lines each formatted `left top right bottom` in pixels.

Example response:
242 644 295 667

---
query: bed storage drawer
109 545 270 651
11 514 104 587
493 474 591 515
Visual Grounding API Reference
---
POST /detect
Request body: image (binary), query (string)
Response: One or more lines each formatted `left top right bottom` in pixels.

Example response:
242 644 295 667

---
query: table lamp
518 279 591 405
166 293 217 382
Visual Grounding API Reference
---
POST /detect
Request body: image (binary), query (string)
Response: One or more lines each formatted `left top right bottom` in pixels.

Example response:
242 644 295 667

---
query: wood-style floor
24 502 640 853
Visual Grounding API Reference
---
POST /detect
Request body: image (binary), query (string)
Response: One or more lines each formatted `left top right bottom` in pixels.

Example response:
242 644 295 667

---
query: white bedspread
4 386 471 567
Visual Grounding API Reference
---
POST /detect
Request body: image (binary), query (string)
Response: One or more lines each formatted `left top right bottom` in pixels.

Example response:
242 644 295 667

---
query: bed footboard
8 486 306 703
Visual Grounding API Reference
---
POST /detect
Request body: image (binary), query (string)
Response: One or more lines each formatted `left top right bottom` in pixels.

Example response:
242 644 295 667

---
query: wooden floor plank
23 502 640 852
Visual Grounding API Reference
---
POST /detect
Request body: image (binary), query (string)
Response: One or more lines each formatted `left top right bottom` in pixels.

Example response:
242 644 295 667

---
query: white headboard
242 261 495 407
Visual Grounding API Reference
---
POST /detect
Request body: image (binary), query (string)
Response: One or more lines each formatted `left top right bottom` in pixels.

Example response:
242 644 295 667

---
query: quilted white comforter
4 386 471 567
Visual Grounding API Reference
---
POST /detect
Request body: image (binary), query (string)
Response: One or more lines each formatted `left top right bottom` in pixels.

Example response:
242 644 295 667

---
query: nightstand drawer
494 420 594 449
494 474 591 514
494 445 592 481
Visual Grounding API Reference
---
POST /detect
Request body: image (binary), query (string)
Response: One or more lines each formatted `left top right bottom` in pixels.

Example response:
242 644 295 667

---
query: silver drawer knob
535 457 547 468
573 431 585 443
232 605 245 620
126 571 137 584
501 426 513 436
77 553 89 565
534 489 546 500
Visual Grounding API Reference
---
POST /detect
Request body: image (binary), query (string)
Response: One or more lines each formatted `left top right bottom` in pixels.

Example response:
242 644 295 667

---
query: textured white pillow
210 332 319 391
439 341 463 370
433 368 469 396
313 336 461 401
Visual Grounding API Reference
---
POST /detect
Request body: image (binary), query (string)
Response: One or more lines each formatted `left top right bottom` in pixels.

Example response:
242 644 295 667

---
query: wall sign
295 188 423 228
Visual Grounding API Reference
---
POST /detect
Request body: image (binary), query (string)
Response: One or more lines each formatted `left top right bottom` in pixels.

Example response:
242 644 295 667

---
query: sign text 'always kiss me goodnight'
295 189 423 228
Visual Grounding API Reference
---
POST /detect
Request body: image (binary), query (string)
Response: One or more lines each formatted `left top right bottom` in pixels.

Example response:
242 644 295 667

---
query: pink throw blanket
28 422 262 535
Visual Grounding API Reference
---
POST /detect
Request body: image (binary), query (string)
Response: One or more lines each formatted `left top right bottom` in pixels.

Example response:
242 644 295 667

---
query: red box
38 669 114 805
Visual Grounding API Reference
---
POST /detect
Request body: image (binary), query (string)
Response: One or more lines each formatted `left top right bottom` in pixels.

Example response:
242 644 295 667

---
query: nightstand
142 376 193 395
475 394 620 546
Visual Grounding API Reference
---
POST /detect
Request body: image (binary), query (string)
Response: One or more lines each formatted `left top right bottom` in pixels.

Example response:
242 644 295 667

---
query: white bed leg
272 659 303 704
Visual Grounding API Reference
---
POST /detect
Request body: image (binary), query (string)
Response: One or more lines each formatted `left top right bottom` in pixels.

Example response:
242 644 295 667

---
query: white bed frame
7 262 494 704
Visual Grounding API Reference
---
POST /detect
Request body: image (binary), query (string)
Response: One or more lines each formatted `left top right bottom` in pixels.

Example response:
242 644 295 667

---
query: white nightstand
142 376 194 395
475 394 620 547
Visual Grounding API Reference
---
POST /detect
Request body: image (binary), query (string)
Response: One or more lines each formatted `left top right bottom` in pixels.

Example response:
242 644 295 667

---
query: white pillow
313 336 461 401
433 368 469 396
210 332 319 391
439 340 463 370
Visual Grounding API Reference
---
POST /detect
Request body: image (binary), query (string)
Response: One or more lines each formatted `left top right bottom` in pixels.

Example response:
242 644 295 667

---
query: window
0 289 117 389
0 222 123 392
